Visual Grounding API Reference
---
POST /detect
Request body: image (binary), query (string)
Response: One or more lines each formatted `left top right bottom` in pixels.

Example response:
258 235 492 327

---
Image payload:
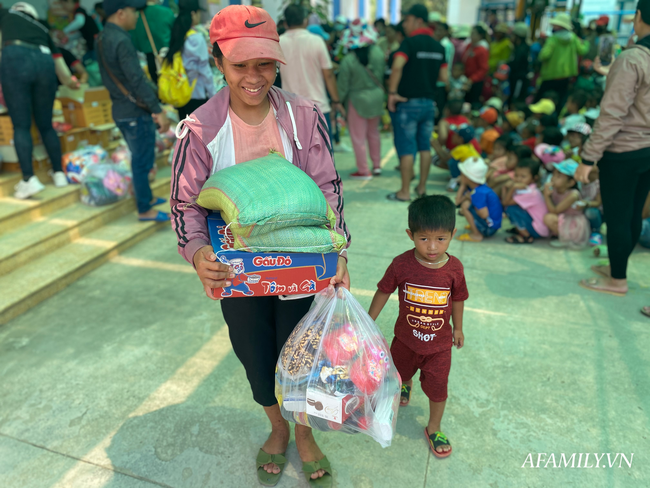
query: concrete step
0 214 169 326
0 150 173 236
0 176 171 276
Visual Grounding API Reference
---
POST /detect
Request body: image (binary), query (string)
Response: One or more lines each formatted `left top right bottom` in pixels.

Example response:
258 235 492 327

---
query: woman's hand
193 245 234 300
329 256 350 291
575 163 594 184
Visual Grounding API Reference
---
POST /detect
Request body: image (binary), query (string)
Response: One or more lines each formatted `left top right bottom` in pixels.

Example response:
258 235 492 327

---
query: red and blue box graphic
207 214 339 298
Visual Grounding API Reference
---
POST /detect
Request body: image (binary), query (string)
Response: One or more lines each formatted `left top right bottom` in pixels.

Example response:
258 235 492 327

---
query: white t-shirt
279 29 333 113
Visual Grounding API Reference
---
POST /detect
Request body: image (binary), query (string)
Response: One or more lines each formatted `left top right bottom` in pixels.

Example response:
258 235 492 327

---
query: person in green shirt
336 24 386 179
131 1 175 84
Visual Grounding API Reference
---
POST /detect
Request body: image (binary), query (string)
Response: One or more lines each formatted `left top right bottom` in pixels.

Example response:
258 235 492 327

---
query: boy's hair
568 90 588 110
542 127 564 146
495 134 514 151
446 99 464 116
512 145 533 160
284 4 306 28
588 87 604 106
521 122 537 137
517 158 541 177
539 114 558 128
408 195 456 234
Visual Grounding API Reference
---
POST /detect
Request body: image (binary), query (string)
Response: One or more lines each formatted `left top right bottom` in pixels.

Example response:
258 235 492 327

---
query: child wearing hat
502 111 524 142
529 98 556 118
445 125 481 191
542 160 590 248
477 107 500 155
455 156 503 241
564 122 591 162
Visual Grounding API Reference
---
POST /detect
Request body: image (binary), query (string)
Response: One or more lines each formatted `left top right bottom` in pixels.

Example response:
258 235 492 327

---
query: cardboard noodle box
207 214 338 298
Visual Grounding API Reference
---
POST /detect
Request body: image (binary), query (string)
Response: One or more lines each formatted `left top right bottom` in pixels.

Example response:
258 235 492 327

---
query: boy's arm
474 206 489 219
369 290 392 321
502 183 517 206
452 301 464 348
454 181 468 206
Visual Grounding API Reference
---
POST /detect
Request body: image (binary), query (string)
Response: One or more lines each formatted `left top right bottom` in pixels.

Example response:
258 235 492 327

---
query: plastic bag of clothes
63 145 108 183
276 287 401 448
80 163 132 207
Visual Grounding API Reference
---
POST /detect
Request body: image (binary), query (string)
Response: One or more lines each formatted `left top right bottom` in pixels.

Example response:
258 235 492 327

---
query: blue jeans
505 205 541 238
392 98 434 157
448 158 461 178
1 45 62 179
469 206 499 237
115 116 156 214
585 207 603 233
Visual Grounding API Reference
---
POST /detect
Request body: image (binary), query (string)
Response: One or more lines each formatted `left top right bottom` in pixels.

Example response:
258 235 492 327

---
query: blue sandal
139 210 170 222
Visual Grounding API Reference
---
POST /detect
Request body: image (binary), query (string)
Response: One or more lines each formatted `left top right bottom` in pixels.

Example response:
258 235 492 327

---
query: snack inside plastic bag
276 287 401 448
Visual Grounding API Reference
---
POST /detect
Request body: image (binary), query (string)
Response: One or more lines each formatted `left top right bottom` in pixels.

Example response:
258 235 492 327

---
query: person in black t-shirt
386 4 448 202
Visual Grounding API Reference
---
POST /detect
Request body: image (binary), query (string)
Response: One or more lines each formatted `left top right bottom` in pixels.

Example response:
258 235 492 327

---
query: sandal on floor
302 456 333 487
641 306 650 318
591 264 611 279
506 227 519 234
457 233 482 242
400 384 411 406
386 192 411 202
505 235 534 244
256 449 287 487
424 427 452 458
579 278 627 297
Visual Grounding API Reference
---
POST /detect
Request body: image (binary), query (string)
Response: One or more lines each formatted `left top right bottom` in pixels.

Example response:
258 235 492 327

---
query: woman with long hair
170 6 350 487
166 0 215 119
462 25 489 106
337 23 385 178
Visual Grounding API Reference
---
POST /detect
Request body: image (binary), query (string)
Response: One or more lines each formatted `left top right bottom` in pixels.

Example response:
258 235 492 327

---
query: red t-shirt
377 250 469 355
444 115 469 150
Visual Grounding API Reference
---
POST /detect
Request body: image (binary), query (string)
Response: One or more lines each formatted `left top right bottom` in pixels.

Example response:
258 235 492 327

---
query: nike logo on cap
245 20 266 28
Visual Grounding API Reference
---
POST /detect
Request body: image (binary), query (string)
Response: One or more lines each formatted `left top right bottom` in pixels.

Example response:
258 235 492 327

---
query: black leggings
221 295 314 407
465 81 484 107
599 150 650 279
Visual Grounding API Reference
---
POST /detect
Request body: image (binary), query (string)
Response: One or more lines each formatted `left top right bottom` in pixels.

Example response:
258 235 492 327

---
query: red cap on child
209 5 287 64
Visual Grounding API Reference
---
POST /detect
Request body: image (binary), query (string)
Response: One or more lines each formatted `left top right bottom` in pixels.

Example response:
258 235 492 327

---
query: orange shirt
229 106 286 165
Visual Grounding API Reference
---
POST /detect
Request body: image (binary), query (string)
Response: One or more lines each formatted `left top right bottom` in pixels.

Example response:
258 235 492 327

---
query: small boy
477 107 500 155
449 63 470 100
519 122 538 151
445 125 481 191
456 157 503 241
369 195 468 458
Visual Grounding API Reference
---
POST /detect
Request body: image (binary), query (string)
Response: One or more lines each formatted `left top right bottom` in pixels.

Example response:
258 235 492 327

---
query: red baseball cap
595 15 610 26
209 5 286 64
479 107 498 125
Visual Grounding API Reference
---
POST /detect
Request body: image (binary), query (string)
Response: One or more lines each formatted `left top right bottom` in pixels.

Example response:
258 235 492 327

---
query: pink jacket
170 86 351 266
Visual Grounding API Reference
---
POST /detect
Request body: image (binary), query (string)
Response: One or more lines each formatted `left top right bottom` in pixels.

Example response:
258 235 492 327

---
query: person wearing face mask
169 6 351 487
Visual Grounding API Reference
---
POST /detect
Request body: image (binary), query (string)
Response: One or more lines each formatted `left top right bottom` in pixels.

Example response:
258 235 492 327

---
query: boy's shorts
390 337 451 403
469 206 499 237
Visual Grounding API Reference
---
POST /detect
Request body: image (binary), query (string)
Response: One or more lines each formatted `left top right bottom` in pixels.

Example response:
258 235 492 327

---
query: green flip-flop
302 455 333 487
256 449 287 487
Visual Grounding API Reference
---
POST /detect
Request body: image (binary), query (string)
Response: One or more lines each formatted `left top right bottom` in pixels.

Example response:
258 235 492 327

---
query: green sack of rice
196 154 337 238
234 224 347 253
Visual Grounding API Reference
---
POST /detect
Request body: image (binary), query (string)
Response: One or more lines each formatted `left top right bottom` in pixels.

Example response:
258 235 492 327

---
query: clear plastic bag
80 163 132 207
275 287 401 448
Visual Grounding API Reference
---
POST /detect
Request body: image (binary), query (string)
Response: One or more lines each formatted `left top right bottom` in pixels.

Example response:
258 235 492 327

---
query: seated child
575 60 596 92
430 100 474 168
489 144 532 196
445 125 481 192
564 122 592 162
529 98 556 119
486 135 513 179
502 158 550 243
449 63 470 100
477 107 500 155
369 195 468 459
542 160 590 248
535 114 559 141
456 156 503 241
519 122 538 151
502 111 525 143
560 90 588 121
537 126 564 147
578 165 603 246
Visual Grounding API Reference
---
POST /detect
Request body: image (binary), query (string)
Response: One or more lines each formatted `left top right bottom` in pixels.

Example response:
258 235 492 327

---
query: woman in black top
0 3 79 199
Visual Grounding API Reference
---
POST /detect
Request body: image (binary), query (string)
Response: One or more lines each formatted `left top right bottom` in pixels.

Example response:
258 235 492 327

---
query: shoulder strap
140 10 161 74
362 63 387 94
97 34 151 112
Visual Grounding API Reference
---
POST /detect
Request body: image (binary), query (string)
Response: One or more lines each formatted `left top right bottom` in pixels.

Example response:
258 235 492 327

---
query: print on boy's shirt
403 283 449 333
